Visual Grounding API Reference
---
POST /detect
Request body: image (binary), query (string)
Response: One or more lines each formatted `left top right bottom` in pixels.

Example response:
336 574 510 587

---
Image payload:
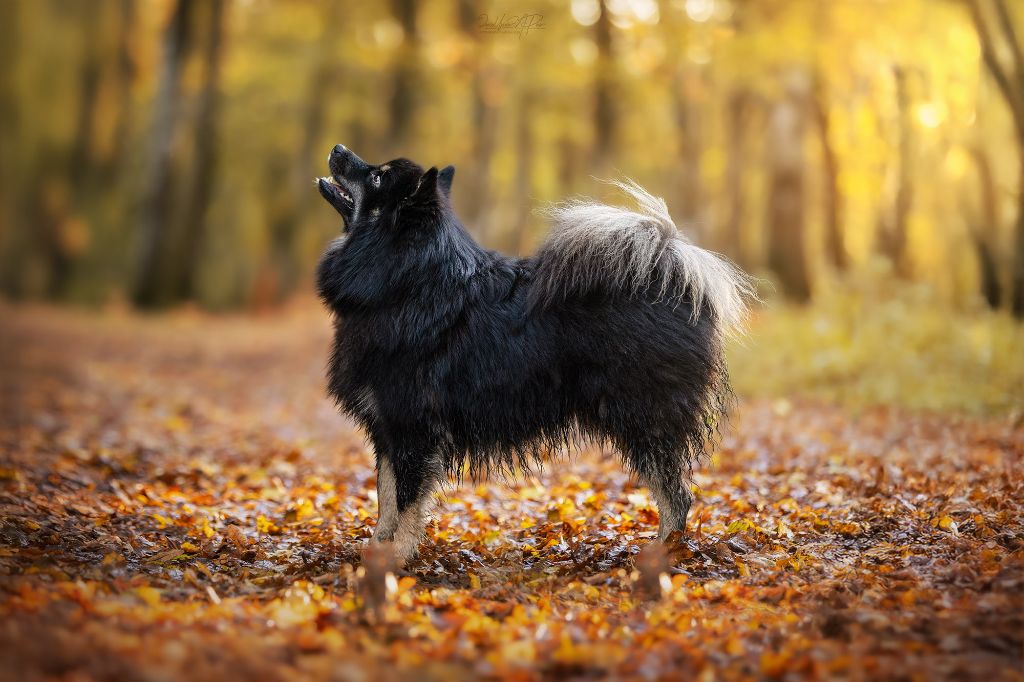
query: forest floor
0 301 1022 681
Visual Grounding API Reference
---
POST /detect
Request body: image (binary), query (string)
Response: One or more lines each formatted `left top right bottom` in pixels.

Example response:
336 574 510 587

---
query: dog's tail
532 179 756 336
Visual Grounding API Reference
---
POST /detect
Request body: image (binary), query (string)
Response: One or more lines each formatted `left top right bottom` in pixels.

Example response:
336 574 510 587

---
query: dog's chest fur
325 257 532 431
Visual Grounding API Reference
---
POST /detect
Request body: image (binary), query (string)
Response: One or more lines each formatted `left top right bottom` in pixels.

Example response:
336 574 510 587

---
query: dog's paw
368 531 394 545
660 529 687 545
393 541 420 568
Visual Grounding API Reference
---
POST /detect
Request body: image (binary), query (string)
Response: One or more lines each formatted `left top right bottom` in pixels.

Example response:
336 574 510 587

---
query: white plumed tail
534 179 756 336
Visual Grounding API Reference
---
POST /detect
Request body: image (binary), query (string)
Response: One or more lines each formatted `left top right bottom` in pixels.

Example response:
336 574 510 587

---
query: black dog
316 145 753 563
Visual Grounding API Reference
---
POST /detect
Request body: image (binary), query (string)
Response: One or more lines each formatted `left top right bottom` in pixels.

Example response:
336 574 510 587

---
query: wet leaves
0 306 1022 680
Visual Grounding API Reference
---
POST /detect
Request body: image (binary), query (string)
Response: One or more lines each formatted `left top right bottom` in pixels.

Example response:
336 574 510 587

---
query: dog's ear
438 165 455 198
409 166 440 203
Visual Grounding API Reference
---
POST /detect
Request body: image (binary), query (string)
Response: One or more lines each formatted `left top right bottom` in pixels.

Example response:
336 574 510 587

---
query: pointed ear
438 165 455 198
410 166 440 202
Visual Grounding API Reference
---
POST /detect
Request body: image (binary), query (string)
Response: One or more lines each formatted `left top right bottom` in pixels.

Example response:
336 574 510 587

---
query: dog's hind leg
623 437 694 541
645 464 693 541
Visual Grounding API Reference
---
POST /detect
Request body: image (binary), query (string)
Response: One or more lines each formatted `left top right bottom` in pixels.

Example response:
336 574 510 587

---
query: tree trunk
968 147 1002 308
68 4 103 188
513 90 534 255
174 0 227 302
1013 157 1024 316
892 67 914 277
722 89 750 262
36 181 74 299
388 0 419 151
558 133 581 201
102 0 139 184
0 0 20 295
44 2 108 297
766 75 812 302
456 0 497 242
673 69 705 242
592 0 614 173
878 66 913 277
812 75 847 271
133 0 195 308
262 0 341 304
966 0 1024 316
973 236 1003 309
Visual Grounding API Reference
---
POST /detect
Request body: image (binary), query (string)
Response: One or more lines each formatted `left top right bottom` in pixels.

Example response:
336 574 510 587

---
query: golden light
943 146 970 179
915 102 943 129
372 19 403 49
570 37 599 66
624 0 661 25
571 0 601 27
685 0 716 23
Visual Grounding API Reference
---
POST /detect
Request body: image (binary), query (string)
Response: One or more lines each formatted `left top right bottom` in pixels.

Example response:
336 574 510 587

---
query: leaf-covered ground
1 303 1022 681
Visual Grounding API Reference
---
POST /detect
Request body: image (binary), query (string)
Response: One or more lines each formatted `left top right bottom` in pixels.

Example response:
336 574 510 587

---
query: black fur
316 145 730 543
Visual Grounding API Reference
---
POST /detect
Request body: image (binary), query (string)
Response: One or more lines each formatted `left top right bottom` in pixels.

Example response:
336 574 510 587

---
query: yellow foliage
730 277 1024 414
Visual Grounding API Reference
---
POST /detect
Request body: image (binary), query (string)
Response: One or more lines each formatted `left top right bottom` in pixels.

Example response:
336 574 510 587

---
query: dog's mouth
317 175 356 226
319 145 375 228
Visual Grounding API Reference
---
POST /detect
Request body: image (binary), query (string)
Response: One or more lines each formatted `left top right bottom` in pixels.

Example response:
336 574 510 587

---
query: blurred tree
389 0 419 151
133 0 228 307
133 0 196 308
31 1 119 299
877 66 914 278
722 89 754 264
174 0 227 301
0 1 21 295
102 0 138 184
966 0 1024 317
456 0 497 240
513 88 536 254
68 4 103 190
262 0 342 303
812 73 847 271
592 0 615 173
673 68 707 242
766 72 811 301
809 3 847 273
967 146 1003 308
37 182 76 299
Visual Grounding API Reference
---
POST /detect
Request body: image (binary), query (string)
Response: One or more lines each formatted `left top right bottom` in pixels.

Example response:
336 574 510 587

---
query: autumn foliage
1 301 1021 680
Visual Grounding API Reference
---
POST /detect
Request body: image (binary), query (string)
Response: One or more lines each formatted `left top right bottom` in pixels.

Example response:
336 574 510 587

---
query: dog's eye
371 173 381 188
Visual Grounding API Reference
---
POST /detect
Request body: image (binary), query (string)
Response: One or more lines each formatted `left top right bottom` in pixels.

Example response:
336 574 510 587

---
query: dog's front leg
370 457 399 543
391 492 433 565
390 458 438 566
368 442 439 566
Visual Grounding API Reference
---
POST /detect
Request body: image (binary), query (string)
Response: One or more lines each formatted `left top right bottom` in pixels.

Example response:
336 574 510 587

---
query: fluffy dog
316 144 753 563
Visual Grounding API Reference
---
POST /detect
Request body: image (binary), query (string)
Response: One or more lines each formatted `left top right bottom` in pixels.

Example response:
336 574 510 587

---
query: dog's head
317 144 454 231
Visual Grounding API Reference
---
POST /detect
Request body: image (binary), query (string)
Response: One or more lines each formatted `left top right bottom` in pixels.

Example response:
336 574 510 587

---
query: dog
316 144 754 564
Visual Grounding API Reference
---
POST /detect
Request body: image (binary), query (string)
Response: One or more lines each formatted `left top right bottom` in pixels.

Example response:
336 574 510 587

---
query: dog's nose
328 144 351 174
329 144 367 176
329 144 345 165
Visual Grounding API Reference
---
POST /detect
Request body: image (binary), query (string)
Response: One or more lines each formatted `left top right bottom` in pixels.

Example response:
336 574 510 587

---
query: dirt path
1 306 1021 680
